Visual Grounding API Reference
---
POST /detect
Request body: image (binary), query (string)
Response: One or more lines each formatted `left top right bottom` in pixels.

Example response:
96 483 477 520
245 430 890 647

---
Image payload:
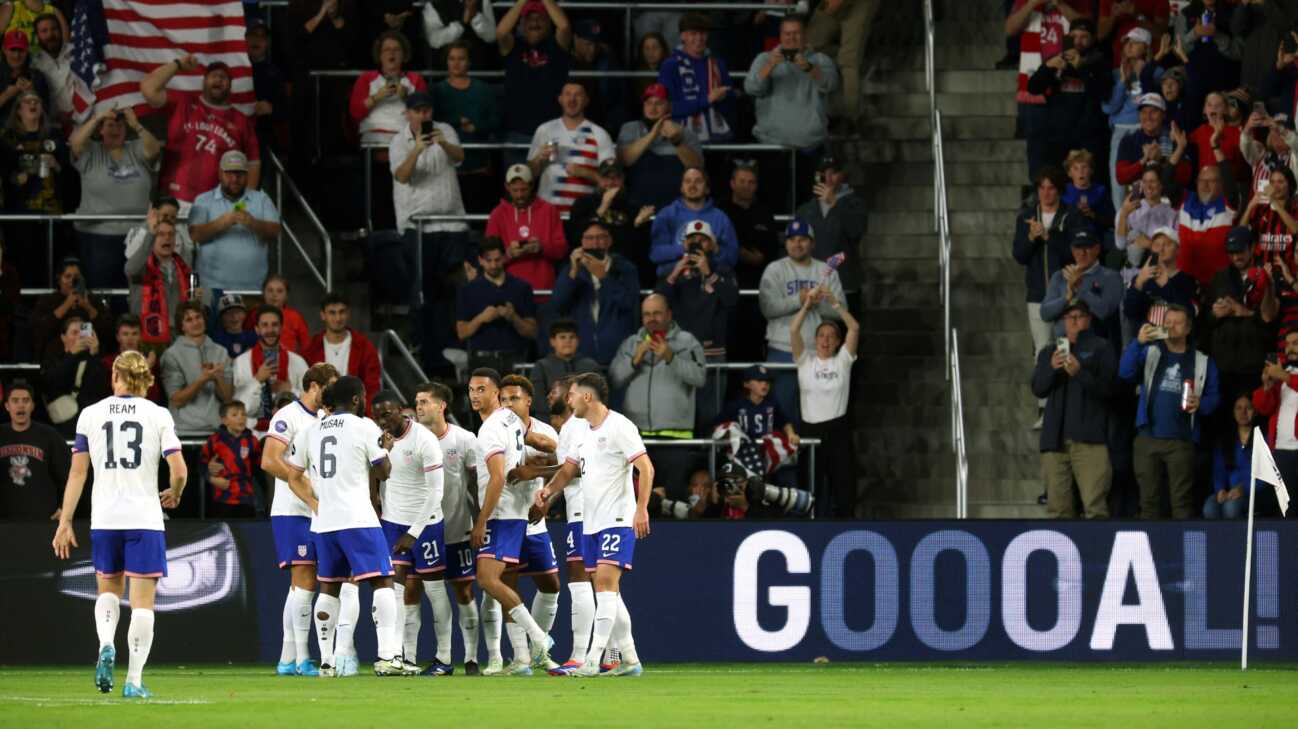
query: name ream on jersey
108 403 137 415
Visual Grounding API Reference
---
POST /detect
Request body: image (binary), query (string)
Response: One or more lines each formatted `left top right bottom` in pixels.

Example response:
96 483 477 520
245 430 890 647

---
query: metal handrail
0 212 143 288
376 329 432 405
951 328 968 519
266 148 333 292
18 288 261 297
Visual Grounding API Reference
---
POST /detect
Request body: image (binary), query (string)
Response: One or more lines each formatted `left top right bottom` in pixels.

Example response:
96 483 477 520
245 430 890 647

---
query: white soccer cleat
505 659 533 676
481 657 506 676
374 657 414 676
318 663 337 678
528 634 556 668
607 661 643 677
337 655 359 677
567 660 601 678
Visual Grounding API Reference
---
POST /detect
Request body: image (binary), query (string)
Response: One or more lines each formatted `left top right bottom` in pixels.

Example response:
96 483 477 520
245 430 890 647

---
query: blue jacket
1011 202 1082 303
1118 339 1220 443
657 48 736 142
649 198 739 276
551 253 640 365
1213 436 1254 494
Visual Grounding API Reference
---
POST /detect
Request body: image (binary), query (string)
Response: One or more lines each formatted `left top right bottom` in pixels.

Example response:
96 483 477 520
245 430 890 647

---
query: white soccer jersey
380 418 444 530
75 395 182 531
573 409 646 533
522 418 558 536
556 415 589 523
436 422 478 544
266 399 321 518
286 412 388 533
475 406 530 521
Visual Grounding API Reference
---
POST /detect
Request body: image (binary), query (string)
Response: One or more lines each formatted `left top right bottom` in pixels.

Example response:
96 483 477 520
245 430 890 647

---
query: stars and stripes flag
70 0 254 122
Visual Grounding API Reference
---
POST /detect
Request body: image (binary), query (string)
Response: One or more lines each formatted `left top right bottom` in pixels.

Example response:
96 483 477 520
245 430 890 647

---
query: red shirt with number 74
158 91 261 204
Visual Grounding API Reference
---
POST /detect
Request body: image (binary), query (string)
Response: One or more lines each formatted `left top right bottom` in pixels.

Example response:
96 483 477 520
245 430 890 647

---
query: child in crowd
715 364 800 487
202 400 262 519
1062 149 1114 247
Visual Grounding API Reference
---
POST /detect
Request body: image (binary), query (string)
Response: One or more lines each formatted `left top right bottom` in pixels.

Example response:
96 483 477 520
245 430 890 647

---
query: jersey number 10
101 421 143 470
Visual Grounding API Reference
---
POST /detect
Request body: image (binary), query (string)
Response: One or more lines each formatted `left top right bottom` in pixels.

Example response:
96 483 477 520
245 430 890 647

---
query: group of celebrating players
51 350 653 697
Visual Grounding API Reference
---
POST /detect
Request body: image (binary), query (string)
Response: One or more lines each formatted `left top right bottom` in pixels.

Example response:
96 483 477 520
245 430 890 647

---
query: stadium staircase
852 0 1042 518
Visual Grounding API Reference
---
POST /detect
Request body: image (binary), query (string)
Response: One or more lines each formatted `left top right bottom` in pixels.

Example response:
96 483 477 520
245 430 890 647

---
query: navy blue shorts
412 521 447 575
381 519 415 566
271 515 316 568
564 522 584 562
475 518 526 564
91 529 167 578
516 531 559 575
314 527 395 582
445 541 476 582
582 527 635 572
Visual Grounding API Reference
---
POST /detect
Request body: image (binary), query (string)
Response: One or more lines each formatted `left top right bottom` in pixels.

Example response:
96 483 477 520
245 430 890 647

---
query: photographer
552 219 640 365
31 258 111 361
744 14 838 152
1122 227 1200 327
41 316 111 438
0 30 49 120
1204 227 1273 404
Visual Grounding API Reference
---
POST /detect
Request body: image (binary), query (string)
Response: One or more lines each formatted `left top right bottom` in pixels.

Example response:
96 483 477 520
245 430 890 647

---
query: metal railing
266 148 333 292
950 329 968 519
376 328 432 405
1 213 142 287
514 359 796 412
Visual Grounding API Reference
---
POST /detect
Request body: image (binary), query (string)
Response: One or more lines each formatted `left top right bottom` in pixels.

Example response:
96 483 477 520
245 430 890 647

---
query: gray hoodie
796 184 867 293
743 49 839 150
759 256 844 354
160 335 231 436
609 322 707 433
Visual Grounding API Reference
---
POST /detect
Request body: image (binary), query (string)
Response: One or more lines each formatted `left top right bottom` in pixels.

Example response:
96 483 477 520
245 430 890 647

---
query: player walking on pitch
52 352 189 698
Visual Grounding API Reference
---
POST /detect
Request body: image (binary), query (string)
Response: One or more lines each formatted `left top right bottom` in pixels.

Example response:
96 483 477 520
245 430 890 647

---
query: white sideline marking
0 696 213 706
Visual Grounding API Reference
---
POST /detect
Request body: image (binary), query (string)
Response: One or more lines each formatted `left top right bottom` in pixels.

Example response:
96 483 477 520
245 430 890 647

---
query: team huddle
52 352 653 697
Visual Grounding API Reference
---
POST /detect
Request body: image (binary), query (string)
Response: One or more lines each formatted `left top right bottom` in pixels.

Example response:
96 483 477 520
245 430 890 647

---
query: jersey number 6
319 436 337 478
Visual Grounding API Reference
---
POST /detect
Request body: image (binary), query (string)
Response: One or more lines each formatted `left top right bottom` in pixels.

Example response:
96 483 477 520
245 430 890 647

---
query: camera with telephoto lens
717 462 815 518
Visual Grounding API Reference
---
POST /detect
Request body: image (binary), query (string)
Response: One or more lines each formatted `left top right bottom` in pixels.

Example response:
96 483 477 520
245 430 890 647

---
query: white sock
279 588 295 663
314 593 340 667
586 592 618 665
125 608 154 686
403 604 422 662
531 590 559 634
290 587 313 664
335 582 359 659
94 593 120 652
457 596 480 664
567 582 594 664
481 594 502 662
372 586 399 661
507 603 548 647
614 594 639 665
392 582 407 658
423 581 454 664
505 622 529 663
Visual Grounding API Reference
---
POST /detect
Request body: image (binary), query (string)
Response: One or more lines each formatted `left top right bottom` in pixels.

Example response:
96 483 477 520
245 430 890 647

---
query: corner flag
1250 428 1291 516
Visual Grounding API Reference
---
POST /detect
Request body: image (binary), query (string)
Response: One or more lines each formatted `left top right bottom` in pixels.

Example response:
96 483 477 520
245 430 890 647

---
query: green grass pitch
1 664 1296 727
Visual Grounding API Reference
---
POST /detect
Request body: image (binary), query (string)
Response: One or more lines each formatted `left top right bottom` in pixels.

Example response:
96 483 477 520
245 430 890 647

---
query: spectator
526 82 615 217
3 91 70 283
68 106 161 290
1119 304 1220 518
633 31 669 102
246 19 286 152
1102 28 1159 211
806 0 880 131
565 160 655 281
0 2 67 45
495 0 572 149
28 13 69 125
1030 299 1117 519
552 219 640 366
124 197 194 278
1231 0 1298 94
1114 93 1193 195
422 0 497 58
0 379 68 519
302 292 382 413
1243 166 1298 267
797 154 867 304
1253 330 1298 497
1205 394 1260 519
715 364 800 489
1061 149 1114 240
1172 0 1241 109
650 467 721 520
101 313 163 402
1006 0 1080 179
31 258 110 361
360 0 423 51
1041 229 1125 345
188 151 282 292
241 274 310 355
0 29 48 119
161 300 232 438
41 316 111 437
140 54 261 205
201 400 262 519
349 30 426 148
1158 65 1191 132
1124 227 1200 325
1178 157 1239 287
455 237 538 372
570 18 628 133
760 218 845 424
1189 92 1247 182
485 163 566 294
1240 110 1297 203
1116 166 1178 276
745 15 838 152
288 1 355 158
527 319 599 419
719 160 779 363
659 13 736 143
649 167 739 278
616 82 704 210
789 282 860 518
1025 19 1110 174
1099 1 1171 66
211 293 256 359
432 40 501 211
1204 227 1272 403
125 219 192 350
233 305 308 435
634 11 682 59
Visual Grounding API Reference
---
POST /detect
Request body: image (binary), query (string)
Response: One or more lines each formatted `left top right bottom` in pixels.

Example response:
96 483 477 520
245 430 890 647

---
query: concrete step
933 0 1009 21
868 115 1017 142
867 233 1019 260
934 20 1010 48
854 161 1027 187
869 91 1017 118
873 42 1006 74
861 452 1040 481
865 258 1019 286
848 139 1025 165
869 501 1048 519
863 185 1022 212
870 210 1017 236
860 354 1038 384
858 305 1021 333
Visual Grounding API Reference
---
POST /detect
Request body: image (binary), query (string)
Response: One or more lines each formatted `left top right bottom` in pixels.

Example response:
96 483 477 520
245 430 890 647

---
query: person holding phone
552 220 640 366
744 14 838 152
1240 106 1298 202
41 316 111 438
231 305 307 438
350 30 427 148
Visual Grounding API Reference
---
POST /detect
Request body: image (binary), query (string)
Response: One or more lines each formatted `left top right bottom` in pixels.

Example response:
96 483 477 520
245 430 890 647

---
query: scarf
140 252 191 344
1016 5 1069 105
250 342 289 430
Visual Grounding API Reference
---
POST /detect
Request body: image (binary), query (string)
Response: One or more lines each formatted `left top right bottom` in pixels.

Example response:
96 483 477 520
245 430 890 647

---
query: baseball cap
574 18 602 43
404 91 433 110
218 293 246 314
1163 66 1187 87
679 12 711 33
684 220 715 242
742 365 773 383
1070 228 1100 248
205 60 231 76
520 0 546 17
1123 27 1152 46
816 154 841 172
1137 92 1166 111
1150 225 1179 243
784 218 815 240
245 17 269 35
1062 298 1091 317
1225 226 1254 253
3 30 28 51
153 195 181 210
598 159 624 178
219 150 248 172
505 163 533 184
642 82 668 101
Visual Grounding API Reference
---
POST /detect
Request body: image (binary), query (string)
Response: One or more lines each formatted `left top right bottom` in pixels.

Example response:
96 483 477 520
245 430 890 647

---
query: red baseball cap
520 0 546 17
3 30 28 51
642 82 668 101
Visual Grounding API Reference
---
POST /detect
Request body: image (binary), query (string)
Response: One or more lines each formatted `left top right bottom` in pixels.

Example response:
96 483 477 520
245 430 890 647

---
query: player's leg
382 519 415 665
275 516 320 675
402 574 423 665
413 523 453 672
476 521 553 661
341 525 413 675
120 529 169 696
479 591 504 673
499 568 532 673
289 565 319 675
574 528 636 677
520 533 560 671
448 577 480 673
559 523 594 672
90 529 126 693
313 533 346 675
334 581 361 674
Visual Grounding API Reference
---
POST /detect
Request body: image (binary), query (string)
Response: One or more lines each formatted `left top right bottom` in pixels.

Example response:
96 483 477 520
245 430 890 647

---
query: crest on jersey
8 455 31 486
297 544 307 557
597 437 607 447
275 420 287 433
240 445 250 459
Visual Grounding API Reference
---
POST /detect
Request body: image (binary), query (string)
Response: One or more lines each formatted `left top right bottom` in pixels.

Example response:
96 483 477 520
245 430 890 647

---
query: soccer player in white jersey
467 367 557 675
535 372 651 677
285 376 414 676
52 352 188 698
370 390 447 673
414 381 482 675
498 374 562 674
260 363 340 677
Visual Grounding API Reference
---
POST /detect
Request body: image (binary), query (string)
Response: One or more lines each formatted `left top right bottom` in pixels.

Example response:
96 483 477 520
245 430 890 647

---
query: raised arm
830 295 859 357
789 299 810 361
140 54 200 108
495 0 527 55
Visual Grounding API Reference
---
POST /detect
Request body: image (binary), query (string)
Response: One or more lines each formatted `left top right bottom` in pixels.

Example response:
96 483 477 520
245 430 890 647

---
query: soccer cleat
318 663 337 678
295 659 321 677
464 661 480 676
505 660 533 676
275 660 297 676
528 634 556 668
373 657 411 676
419 660 453 676
122 683 152 699
481 657 506 676
607 661 643 677
400 658 422 674
600 659 620 673
337 655 359 677
95 646 116 693
567 660 601 678
547 659 582 676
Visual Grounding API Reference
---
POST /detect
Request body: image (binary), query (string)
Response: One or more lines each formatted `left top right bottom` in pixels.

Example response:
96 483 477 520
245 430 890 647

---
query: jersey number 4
101 421 143 470
319 436 338 478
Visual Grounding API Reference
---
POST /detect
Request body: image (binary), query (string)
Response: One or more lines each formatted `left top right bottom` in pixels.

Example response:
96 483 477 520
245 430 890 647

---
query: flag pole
1242 427 1263 671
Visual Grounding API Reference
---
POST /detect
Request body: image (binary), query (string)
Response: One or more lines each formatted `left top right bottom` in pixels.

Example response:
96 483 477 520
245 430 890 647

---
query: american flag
1147 302 1168 327
71 0 254 122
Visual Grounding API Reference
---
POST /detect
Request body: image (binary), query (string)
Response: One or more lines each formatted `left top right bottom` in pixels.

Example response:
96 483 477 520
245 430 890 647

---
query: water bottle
1200 9 1214 43
548 137 559 163
188 270 200 298
38 155 49 179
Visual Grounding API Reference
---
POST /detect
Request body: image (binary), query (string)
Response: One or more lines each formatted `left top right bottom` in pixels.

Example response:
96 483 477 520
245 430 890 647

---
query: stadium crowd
0 1 878 522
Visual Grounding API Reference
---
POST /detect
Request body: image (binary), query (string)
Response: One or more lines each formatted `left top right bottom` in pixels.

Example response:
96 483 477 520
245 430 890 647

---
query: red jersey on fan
159 91 261 203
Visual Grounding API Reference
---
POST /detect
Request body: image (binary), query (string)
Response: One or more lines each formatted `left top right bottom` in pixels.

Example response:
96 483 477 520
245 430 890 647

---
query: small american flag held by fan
818 252 846 287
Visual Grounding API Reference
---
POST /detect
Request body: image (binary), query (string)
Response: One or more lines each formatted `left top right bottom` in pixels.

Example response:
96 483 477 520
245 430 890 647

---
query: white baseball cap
684 219 715 241
505 163 533 184
1123 27 1152 45
1150 225 1179 244
1137 92 1166 111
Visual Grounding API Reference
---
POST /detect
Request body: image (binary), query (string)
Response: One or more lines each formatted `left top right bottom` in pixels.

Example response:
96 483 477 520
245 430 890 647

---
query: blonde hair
114 351 154 397
1064 149 1094 171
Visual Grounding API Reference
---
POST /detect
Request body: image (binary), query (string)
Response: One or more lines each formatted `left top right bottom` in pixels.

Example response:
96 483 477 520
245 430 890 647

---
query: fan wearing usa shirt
526 82 615 216
140 54 261 206
535 372 651 677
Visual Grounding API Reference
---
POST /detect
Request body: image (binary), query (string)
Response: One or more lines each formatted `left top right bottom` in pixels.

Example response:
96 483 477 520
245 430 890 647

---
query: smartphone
79 322 93 339
420 120 434 138
1061 35 1075 53
1149 326 1170 340
780 48 797 61
1056 337 1070 357
585 248 607 261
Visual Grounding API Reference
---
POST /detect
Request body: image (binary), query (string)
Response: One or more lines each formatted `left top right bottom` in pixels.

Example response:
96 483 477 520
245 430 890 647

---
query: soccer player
285 376 414 676
52 351 188 698
371 390 446 673
498 374 562 674
260 363 341 676
535 372 651 677
468 368 557 675
414 381 482 675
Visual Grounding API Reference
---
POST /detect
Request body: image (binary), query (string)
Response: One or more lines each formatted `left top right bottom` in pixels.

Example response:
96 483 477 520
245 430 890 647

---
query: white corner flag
1250 428 1291 516
1243 427 1291 671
